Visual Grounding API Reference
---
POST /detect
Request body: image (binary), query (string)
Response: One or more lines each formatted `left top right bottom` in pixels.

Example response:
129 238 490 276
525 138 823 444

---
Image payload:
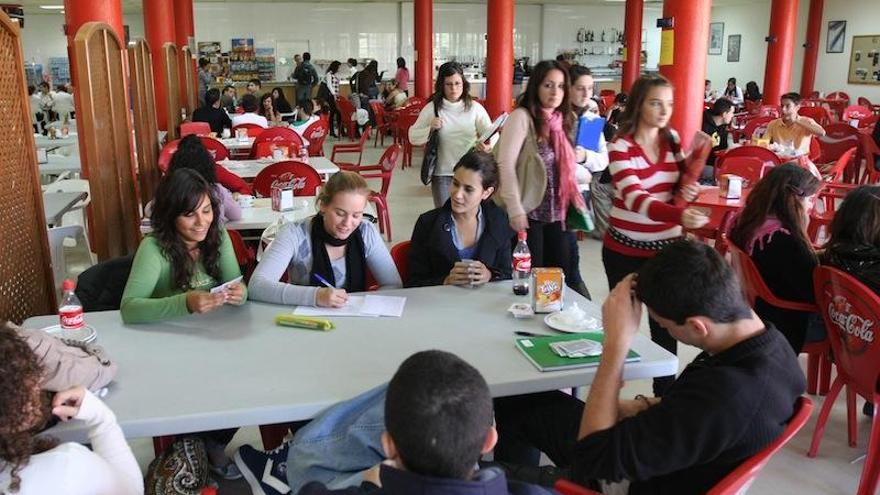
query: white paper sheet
292 295 406 317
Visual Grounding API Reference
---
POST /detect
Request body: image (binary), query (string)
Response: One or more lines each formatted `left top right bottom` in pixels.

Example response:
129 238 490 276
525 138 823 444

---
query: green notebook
515 332 640 372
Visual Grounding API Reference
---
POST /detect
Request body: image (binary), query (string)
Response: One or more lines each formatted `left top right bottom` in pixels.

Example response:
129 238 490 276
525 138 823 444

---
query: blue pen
312 273 334 288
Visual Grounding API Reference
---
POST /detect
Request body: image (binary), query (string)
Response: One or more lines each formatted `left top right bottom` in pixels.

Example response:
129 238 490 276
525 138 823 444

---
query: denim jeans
286 384 387 492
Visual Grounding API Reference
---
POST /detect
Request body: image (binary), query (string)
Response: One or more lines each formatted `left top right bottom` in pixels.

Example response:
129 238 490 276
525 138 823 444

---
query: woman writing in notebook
603 74 710 396
407 151 512 287
249 171 402 308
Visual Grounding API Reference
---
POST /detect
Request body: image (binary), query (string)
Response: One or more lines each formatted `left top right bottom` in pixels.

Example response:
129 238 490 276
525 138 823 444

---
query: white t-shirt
291 115 320 137
232 112 269 128
0 390 143 495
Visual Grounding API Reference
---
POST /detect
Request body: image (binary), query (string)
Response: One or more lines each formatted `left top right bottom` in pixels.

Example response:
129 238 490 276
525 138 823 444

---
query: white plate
42 324 97 344
544 312 602 334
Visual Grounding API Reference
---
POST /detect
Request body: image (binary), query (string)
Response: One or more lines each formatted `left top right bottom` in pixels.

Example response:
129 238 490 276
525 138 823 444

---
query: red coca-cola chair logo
270 173 307 191
826 293 876 355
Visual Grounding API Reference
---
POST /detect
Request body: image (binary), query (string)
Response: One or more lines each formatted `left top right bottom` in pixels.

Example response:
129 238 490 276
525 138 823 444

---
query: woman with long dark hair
409 61 494 207
258 92 282 126
166 134 241 223
824 185 880 295
319 60 342 137
395 57 409 95
0 326 141 494
730 163 822 352
495 60 587 293
602 74 709 395
271 86 293 114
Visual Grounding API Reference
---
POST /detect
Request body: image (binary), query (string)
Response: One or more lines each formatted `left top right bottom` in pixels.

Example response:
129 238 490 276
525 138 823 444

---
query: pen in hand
312 273 334 288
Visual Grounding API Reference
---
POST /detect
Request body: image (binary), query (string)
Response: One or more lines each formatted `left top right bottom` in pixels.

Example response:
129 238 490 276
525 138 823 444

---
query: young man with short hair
247 78 262 96
290 99 319 140
494 240 805 495
766 92 826 153
232 93 269 128
192 88 233 135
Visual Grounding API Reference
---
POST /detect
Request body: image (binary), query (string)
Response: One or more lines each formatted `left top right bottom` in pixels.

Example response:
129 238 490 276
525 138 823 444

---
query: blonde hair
317 171 370 207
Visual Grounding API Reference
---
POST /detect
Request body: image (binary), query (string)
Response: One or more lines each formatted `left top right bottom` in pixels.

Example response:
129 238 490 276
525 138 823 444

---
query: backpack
145 437 211 495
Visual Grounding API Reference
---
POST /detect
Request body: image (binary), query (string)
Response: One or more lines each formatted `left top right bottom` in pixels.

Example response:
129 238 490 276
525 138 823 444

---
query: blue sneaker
234 443 292 495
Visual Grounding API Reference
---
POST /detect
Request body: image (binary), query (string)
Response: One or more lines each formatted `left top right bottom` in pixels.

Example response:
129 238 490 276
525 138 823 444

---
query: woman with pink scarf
496 60 586 289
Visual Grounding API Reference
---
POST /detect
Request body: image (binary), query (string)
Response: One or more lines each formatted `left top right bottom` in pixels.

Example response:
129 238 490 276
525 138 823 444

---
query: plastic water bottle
512 231 531 296
58 279 84 331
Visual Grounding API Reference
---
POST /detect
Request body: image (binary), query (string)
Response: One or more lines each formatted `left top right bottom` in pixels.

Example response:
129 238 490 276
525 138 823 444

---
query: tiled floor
126 135 867 494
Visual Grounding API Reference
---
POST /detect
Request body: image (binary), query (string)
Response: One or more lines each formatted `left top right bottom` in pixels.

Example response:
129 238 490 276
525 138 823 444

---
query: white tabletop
226 197 317 231
38 153 81 175
218 136 256 150
219 156 340 180
26 283 677 443
43 191 86 226
34 133 79 150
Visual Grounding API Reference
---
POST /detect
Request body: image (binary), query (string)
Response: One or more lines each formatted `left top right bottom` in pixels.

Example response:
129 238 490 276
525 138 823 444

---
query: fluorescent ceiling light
40 5 65 9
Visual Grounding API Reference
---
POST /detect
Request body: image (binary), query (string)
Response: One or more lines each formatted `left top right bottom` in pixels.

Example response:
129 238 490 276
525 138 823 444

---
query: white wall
814 0 880 102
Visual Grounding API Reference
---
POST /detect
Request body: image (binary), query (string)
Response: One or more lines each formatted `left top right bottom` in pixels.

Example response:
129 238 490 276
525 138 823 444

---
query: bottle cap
517 230 527 241
61 279 75 291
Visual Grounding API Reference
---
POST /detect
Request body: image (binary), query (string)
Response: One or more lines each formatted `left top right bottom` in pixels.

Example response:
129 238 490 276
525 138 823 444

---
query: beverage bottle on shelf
59 279 84 330
512 230 531 296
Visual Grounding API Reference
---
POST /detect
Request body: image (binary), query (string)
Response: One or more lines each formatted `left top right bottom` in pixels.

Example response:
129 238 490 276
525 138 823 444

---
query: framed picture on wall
709 23 724 55
827 20 846 53
727 35 741 62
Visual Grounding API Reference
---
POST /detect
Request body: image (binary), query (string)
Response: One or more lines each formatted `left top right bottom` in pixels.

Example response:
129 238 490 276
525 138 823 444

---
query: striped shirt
605 131 686 257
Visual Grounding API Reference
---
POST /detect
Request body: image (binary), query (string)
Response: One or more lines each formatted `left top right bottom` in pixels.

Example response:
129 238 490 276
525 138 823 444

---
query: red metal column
174 0 196 108
64 0 124 42
486 0 514 118
799 0 823 96
763 0 799 105
144 0 177 131
658 0 711 150
622 0 644 93
414 0 433 99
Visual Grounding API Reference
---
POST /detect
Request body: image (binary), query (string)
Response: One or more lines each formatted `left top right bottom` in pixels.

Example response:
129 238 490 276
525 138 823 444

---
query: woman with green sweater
121 168 246 324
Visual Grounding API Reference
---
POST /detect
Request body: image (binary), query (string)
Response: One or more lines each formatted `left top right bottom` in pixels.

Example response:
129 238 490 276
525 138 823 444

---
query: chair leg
153 435 176 456
848 386 859 447
808 376 845 457
856 402 880 495
259 423 290 450
807 352 819 395
819 352 833 396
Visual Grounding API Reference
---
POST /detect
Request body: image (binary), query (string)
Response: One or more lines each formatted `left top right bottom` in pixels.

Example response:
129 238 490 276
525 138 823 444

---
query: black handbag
420 103 440 186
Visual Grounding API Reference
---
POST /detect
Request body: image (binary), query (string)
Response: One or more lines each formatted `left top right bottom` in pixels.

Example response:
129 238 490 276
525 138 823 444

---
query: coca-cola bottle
512 231 531 295
59 279 84 331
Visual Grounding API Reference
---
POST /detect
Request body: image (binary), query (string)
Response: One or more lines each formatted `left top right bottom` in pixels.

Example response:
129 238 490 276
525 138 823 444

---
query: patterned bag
145 437 210 495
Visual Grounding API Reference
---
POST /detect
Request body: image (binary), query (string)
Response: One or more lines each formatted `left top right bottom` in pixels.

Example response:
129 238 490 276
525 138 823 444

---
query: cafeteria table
219 156 340 181
43 190 87 226
26 283 678 443
34 133 79 151
38 153 81 176
219 136 256 151
226 197 316 231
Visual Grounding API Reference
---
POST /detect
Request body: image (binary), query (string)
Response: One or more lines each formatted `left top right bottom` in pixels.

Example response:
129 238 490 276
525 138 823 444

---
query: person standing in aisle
319 61 342 137
409 62 495 207
294 52 319 105
395 57 410 96
197 57 214 106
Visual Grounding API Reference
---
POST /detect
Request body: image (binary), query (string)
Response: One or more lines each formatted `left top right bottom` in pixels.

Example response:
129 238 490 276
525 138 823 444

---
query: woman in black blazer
407 151 513 287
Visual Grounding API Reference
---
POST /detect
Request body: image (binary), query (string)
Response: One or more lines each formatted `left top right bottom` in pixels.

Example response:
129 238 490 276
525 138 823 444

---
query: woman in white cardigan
409 62 496 207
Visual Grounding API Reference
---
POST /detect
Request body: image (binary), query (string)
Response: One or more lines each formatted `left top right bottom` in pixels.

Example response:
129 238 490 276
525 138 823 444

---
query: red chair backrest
227 229 255 280
181 121 211 137
158 139 180 173
721 144 782 169
745 99 762 115
858 114 879 130
253 141 300 159
814 266 880 400
857 96 874 108
601 94 615 110
554 479 600 495
370 102 386 126
372 144 401 197
824 146 857 182
403 96 426 108
742 116 776 141
827 91 850 103
390 240 410 285
252 160 322 198
729 244 818 312
798 106 832 127
251 127 304 157
199 137 230 162
807 91 821 99
303 119 329 156
716 156 767 185
808 136 822 162
757 105 780 118
232 123 265 138
336 96 357 117
843 105 873 122
600 89 616 97
818 123 862 163
706 396 813 495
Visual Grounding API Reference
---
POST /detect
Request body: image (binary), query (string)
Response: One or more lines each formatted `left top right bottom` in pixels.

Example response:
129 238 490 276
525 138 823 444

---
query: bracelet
634 394 652 408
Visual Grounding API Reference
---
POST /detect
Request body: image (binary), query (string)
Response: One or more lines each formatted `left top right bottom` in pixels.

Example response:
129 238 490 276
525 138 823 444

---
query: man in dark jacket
494 240 806 494
701 98 734 183
295 52 319 105
192 88 233 135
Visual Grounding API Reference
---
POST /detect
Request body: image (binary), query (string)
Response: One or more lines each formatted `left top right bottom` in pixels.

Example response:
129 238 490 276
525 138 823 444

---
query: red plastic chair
842 105 874 123
857 96 880 116
741 116 776 142
744 99 762 115
715 156 769 186
336 96 359 140
757 105 780 118
720 144 782 170
729 245 833 396
252 161 323 198
826 91 850 104
403 96 426 108
249 127 304 159
859 132 880 185
357 144 401 242
799 106 833 127
808 136 822 163
331 126 372 170
809 267 880 495
390 240 410 285
231 123 265 138
395 107 422 168
859 114 879 130
370 102 392 147
818 123 862 172
821 146 857 183
199 137 230 162
302 119 329 157
807 91 821 99
157 140 180 174
227 229 256 282
180 121 211 137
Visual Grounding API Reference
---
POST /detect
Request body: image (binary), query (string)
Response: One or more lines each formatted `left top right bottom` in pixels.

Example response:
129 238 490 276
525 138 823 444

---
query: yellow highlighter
275 314 335 331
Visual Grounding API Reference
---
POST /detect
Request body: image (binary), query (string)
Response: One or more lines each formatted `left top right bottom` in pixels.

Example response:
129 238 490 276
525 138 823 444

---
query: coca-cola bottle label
59 307 84 330
513 255 531 272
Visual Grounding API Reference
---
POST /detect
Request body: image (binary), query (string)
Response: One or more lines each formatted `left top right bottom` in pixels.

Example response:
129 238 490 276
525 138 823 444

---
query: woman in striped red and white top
603 75 710 396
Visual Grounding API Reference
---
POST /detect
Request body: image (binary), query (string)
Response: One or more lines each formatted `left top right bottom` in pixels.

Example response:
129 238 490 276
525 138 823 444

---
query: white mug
222 128 231 139
272 148 284 160
237 194 254 208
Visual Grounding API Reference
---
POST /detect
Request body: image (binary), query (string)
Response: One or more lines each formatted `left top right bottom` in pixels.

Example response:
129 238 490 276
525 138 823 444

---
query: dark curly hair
0 324 56 493
150 168 223 290
168 135 217 184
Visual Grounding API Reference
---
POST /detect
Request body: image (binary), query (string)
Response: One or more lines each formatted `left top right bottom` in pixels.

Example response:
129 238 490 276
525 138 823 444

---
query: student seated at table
247 78 262 96
493 240 805 495
232 93 269 128
164 135 242 223
766 92 826 153
701 98 734 182
744 81 762 103
382 79 407 110
221 84 237 114
259 93 283 127
272 86 294 114
192 88 233 135
823 185 880 294
407 151 512 287
704 79 717 102
722 77 743 106
290 99 320 138
0 325 143 495
121 168 246 324
729 163 822 353
249 171 402 308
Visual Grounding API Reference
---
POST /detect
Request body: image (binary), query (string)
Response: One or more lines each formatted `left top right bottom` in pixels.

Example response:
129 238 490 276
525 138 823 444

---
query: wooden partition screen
0 13 56 320
180 45 197 116
128 39 160 206
163 42 181 140
74 22 141 261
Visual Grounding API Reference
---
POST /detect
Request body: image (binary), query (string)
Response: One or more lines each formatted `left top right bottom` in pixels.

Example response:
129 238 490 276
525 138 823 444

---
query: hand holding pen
313 273 349 308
